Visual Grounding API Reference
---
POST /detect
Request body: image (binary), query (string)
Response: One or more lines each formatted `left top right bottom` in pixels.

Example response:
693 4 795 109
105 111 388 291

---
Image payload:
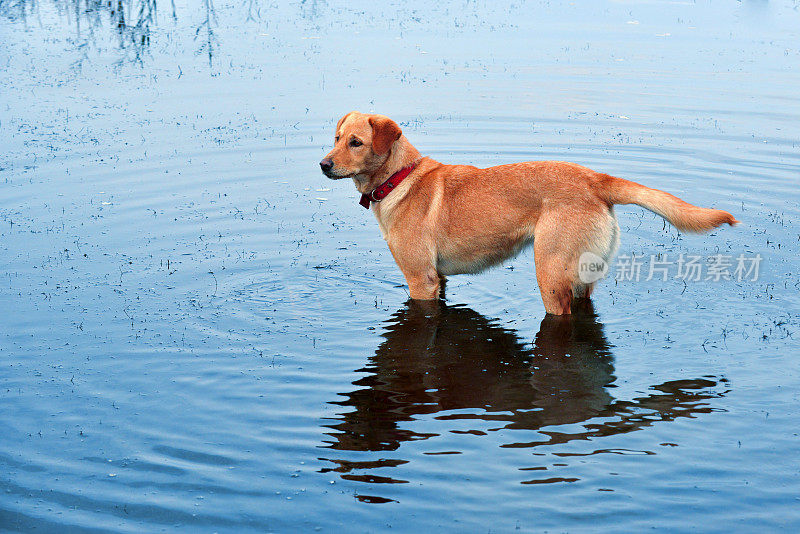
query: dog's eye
350 138 362 147
335 136 340 142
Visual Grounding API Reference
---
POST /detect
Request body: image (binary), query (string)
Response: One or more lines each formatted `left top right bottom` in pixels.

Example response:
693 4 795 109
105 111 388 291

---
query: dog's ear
368 115 402 155
336 111 356 133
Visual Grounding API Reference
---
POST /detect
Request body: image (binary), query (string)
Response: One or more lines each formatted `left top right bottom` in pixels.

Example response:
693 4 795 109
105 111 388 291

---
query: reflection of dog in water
321 302 727 462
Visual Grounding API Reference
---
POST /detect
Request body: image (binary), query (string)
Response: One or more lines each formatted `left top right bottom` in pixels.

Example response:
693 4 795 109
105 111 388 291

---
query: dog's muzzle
319 158 334 177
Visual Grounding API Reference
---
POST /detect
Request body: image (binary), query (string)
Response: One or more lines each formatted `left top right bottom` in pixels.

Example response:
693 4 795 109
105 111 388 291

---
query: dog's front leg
387 241 441 300
404 268 441 300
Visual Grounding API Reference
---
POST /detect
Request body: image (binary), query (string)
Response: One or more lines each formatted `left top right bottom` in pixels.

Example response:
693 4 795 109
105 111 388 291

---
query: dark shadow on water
319 301 728 488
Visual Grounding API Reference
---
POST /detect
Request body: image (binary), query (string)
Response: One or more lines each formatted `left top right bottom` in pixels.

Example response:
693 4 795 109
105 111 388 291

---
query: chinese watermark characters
578 252 763 284
613 253 762 282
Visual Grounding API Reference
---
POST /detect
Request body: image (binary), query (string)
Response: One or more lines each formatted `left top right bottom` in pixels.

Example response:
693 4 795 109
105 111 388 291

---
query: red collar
359 162 418 209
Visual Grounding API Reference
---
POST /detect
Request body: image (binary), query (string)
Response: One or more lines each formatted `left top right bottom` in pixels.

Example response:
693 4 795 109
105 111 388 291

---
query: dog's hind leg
577 207 619 303
533 214 581 315
533 207 617 315
534 251 575 315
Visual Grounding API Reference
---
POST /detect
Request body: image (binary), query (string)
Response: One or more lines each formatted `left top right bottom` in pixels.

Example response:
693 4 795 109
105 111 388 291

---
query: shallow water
1 0 800 531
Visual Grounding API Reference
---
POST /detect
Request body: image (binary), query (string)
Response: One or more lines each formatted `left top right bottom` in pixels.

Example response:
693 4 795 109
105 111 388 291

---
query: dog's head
319 111 402 180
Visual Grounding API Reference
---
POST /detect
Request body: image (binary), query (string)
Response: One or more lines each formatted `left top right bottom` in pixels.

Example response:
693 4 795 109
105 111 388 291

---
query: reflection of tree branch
114 0 156 66
1 0 222 69
73 0 80 38
194 0 217 69
0 0 161 66
299 0 320 21
246 0 260 23
0 0 31 27
115 0 126 30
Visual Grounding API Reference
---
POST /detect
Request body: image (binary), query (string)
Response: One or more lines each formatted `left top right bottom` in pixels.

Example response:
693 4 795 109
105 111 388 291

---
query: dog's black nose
319 158 333 173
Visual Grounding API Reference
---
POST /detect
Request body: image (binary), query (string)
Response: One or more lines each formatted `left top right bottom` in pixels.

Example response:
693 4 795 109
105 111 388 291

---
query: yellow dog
320 111 738 315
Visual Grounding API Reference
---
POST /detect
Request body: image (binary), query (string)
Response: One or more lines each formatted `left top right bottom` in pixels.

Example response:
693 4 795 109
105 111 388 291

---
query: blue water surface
1 1 799 532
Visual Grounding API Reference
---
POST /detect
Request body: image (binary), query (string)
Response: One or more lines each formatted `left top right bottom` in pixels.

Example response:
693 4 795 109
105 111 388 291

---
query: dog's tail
597 174 739 233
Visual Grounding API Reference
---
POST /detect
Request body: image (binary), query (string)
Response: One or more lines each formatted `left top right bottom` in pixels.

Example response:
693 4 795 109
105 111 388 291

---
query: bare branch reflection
0 0 221 66
196 0 217 68
116 0 156 66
